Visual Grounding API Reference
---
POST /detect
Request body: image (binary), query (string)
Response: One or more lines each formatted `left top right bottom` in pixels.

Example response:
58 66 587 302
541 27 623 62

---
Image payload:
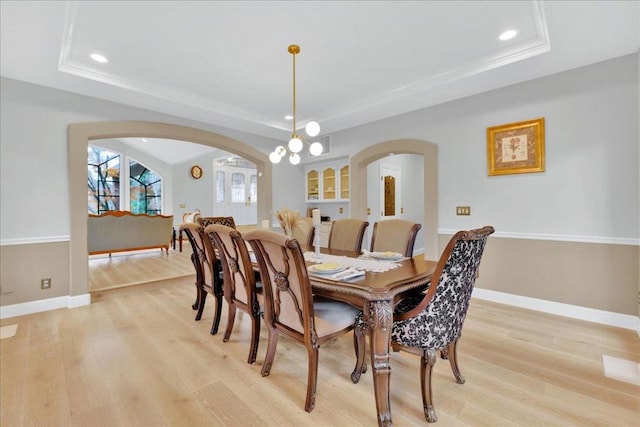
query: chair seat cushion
311 296 360 338
354 291 453 350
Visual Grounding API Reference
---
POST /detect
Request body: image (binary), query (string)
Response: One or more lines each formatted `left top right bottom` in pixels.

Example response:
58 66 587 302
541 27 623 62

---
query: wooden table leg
365 299 394 427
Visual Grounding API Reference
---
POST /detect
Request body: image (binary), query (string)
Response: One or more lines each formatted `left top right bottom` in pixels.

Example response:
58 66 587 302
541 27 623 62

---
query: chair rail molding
0 236 70 246
438 229 640 246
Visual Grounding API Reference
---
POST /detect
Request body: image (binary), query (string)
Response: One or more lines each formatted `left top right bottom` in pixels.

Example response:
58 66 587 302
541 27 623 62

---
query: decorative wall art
190 165 203 179
486 117 545 176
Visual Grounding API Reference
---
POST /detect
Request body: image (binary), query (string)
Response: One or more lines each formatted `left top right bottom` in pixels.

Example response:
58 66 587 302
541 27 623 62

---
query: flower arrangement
273 208 300 237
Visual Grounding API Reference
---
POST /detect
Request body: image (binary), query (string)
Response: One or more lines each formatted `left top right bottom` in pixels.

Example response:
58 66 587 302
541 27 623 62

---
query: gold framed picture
486 117 545 176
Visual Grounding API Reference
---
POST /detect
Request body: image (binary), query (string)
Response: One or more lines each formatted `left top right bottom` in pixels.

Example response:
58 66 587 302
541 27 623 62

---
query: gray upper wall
1 53 638 243
327 53 639 242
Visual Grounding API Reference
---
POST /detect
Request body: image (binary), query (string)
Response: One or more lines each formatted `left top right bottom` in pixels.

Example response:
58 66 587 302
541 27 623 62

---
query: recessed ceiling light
90 53 109 63
498 29 518 41
141 138 148 143
284 115 293 120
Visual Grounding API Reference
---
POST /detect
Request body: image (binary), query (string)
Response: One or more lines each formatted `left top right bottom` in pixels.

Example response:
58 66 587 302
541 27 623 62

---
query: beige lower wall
0 242 70 305
2 237 638 317
438 234 639 316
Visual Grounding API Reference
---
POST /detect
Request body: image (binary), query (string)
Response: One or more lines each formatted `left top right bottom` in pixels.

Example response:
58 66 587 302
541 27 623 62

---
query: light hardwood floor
2 274 639 425
89 249 194 291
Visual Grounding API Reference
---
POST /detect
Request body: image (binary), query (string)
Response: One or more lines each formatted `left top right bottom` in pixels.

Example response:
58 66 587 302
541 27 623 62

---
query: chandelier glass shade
270 44 322 165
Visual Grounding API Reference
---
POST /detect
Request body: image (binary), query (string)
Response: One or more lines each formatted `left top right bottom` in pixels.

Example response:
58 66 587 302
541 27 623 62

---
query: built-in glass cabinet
305 160 349 203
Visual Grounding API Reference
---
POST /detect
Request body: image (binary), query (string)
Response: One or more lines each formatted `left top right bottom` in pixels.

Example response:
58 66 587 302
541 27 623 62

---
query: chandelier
269 44 322 165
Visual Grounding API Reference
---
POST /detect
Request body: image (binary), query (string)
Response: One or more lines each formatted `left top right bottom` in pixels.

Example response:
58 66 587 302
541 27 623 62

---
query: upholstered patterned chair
197 216 236 229
327 218 369 253
370 219 422 257
353 226 495 423
244 229 364 412
181 222 224 335
206 224 263 364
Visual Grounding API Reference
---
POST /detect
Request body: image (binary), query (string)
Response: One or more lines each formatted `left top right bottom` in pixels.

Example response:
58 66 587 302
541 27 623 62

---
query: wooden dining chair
244 229 364 412
206 224 263 364
180 223 204 311
292 217 315 246
328 218 369 252
197 215 236 229
352 226 495 423
181 222 224 335
370 219 422 257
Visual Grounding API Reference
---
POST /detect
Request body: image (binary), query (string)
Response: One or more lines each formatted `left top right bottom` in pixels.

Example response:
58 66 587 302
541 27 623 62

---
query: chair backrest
244 229 314 337
327 218 369 252
182 210 201 224
395 226 495 349
370 219 422 257
198 216 236 229
206 224 255 306
181 222 216 288
292 217 315 247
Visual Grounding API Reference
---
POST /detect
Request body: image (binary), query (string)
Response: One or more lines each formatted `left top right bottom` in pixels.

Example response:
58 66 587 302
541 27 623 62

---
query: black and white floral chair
352 226 495 423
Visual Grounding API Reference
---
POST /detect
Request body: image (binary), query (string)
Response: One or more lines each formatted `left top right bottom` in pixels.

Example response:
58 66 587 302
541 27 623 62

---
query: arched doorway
68 121 271 298
351 139 438 259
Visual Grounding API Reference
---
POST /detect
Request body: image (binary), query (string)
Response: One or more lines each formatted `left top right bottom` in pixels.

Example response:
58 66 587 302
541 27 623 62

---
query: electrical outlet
180 203 186 208
456 206 471 216
339 207 344 214
41 278 51 289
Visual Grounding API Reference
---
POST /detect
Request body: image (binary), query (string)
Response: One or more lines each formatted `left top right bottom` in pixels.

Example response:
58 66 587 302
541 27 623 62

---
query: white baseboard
1 288 637 334
0 294 91 319
473 288 639 331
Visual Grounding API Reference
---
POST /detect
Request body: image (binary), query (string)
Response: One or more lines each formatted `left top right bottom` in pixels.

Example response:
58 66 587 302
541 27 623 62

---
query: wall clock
190 165 203 180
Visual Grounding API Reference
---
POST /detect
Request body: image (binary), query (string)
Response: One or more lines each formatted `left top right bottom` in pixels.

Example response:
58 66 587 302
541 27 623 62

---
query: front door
214 165 257 225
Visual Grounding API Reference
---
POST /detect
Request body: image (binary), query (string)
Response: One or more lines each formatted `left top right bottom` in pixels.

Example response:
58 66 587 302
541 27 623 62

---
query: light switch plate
456 206 471 216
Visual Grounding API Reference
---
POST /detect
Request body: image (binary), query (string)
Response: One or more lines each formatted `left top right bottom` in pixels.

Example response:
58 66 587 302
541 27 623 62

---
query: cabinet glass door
340 165 349 200
323 167 336 200
307 170 319 200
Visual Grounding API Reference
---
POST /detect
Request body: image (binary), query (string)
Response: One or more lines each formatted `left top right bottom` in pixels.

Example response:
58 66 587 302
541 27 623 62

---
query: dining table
304 246 436 427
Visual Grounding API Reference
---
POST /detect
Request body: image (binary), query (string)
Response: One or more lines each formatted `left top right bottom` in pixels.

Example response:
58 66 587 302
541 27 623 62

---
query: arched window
88 146 163 215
